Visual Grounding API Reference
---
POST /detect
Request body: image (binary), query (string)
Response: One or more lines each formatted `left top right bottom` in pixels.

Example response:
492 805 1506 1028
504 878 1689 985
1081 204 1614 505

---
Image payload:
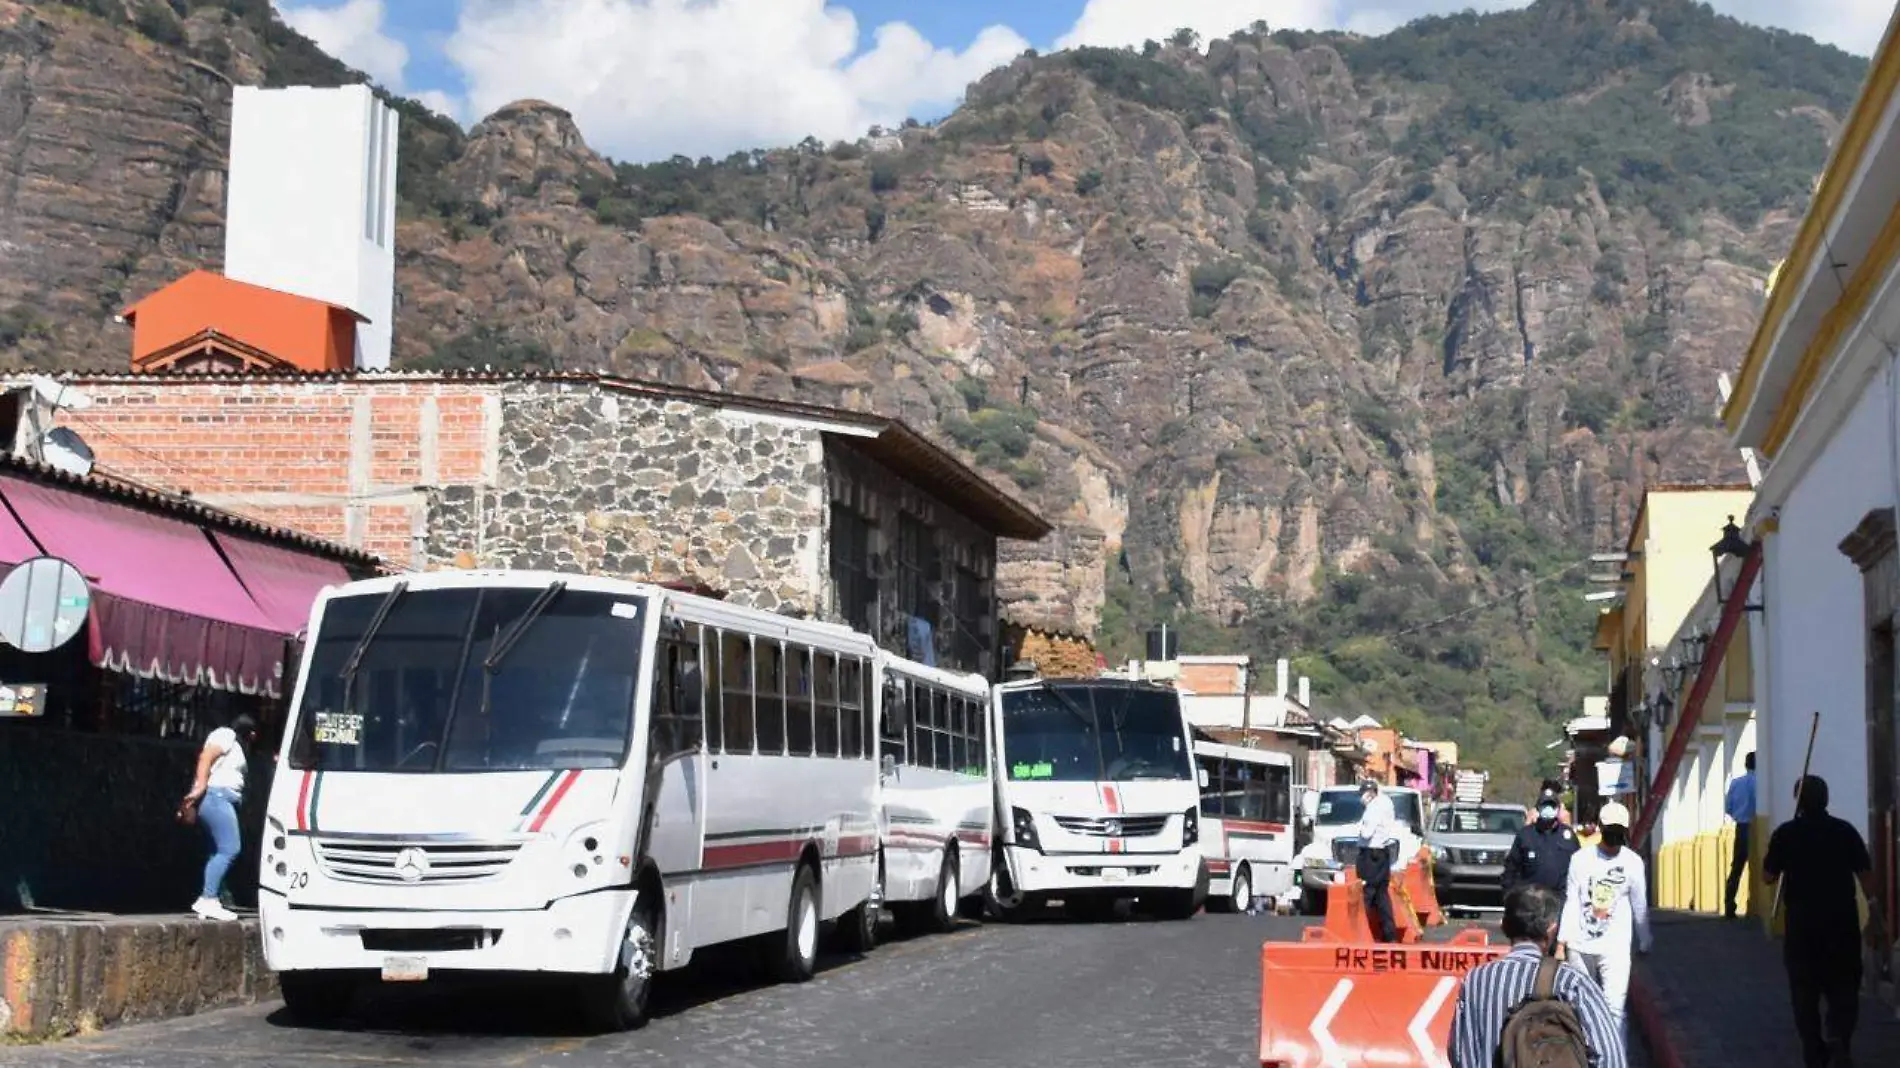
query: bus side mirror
1300 791 1320 824
1198 767 1209 790
881 753 897 779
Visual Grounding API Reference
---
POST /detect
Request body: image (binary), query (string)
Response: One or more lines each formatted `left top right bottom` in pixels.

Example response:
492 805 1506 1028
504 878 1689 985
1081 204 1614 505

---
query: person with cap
1558 799 1652 1037
1503 786 1581 900
1763 773 1883 1068
1355 777 1400 943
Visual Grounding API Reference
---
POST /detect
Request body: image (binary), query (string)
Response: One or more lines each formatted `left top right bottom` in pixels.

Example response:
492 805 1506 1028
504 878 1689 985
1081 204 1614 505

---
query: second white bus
873 654 993 933
1193 740 1296 913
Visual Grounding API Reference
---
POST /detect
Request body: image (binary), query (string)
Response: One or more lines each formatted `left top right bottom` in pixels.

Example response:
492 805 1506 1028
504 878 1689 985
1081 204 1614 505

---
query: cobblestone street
5 912 1282 1068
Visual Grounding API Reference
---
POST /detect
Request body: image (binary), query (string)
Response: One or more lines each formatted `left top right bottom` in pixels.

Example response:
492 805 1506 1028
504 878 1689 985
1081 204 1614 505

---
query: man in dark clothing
1503 787 1581 898
1764 774 1884 1068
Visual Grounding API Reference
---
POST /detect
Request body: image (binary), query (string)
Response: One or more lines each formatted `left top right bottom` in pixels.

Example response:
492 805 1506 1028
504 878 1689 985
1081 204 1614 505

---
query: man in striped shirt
1449 884 1626 1067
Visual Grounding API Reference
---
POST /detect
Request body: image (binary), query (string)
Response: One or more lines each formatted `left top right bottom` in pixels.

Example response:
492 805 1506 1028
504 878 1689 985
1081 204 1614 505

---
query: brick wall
54 377 495 568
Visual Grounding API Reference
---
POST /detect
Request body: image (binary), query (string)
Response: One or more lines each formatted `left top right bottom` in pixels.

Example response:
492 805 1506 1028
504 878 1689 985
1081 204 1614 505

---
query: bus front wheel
579 901 657 1032
278 970 355 1026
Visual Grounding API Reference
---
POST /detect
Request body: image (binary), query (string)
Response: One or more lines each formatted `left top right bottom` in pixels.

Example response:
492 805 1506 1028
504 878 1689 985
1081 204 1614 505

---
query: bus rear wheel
770 864 821 983
278 970 355 1027
835 862 880 956
579 901 657 1033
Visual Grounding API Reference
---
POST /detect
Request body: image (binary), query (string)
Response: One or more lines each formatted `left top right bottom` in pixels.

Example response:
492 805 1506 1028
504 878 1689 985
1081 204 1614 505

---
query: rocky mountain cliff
0 0 1867 778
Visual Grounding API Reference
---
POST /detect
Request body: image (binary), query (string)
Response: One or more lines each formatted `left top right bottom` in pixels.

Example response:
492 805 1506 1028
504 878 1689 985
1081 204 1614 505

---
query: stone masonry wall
426 383 827 611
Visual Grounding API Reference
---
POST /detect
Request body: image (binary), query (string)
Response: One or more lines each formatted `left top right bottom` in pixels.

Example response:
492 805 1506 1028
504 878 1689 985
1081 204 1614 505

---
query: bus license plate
1100 867 1127 883
381 955 428 982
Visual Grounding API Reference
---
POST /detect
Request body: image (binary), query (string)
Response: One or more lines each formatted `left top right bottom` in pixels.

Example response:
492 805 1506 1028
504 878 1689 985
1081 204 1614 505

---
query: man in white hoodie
1559 800 1652 1037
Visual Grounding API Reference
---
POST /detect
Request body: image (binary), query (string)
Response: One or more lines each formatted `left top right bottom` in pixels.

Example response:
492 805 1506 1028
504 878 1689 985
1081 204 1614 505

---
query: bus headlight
1011 807 1041 852
1182 807 1200 846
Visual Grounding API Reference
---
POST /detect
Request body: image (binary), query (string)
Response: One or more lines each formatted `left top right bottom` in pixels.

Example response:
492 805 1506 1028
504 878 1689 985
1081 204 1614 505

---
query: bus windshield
288 585 647 773
999 684 1192 783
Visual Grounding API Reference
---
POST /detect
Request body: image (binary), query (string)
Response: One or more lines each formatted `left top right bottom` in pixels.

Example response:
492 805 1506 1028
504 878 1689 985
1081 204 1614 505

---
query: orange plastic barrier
1402 848 1445 928
1260 927 1505 1068
1321 865 1425 944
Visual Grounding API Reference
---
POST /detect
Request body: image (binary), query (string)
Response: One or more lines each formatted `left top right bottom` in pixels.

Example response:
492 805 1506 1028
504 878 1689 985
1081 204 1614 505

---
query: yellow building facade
1593 486 1757 916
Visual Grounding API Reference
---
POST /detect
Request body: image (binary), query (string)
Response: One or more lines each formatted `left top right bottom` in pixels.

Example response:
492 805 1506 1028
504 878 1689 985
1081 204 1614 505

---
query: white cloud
411 89 464 122
275 0 410 88
1703 0 1891 55
442 0 1028 162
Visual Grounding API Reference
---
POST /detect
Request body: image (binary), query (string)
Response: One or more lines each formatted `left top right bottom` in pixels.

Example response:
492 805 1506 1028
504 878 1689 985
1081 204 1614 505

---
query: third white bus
988 676 1207 920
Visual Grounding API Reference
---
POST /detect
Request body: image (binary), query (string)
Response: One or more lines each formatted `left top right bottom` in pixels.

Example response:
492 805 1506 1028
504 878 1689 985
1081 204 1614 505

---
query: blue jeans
200 788 242 900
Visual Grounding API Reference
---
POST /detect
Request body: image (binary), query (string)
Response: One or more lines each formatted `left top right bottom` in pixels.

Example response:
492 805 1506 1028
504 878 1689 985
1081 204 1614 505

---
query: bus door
644 619 708 963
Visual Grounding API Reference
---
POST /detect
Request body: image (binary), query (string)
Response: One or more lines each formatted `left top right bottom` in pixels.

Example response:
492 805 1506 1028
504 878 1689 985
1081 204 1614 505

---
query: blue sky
273 0 1888 163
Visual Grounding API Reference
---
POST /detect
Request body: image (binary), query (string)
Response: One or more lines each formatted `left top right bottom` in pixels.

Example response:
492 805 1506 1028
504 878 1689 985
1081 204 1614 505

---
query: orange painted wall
125 271 356 372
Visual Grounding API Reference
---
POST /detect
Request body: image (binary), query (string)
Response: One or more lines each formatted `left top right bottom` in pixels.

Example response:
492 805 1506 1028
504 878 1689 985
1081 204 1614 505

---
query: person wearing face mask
1503 787 1581 899
1558 800 1652 1039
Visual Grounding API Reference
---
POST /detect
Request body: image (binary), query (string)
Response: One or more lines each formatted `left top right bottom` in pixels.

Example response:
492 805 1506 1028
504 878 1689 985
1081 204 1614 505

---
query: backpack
1496 955 1591 1068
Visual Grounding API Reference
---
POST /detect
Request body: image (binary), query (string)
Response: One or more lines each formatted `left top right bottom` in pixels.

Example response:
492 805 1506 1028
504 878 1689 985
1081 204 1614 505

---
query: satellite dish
39 426 94 478
26 376 91 411
0 556 91 654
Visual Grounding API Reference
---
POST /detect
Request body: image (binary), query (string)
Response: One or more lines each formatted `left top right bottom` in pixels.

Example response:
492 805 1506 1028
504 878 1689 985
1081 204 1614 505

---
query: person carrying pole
1354 777 1400 943
1764 773 1885 1068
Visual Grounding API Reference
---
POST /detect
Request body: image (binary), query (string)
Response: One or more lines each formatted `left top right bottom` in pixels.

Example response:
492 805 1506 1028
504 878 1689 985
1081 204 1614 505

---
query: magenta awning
212 531 350 635
0 476 288 695
0 498 42 565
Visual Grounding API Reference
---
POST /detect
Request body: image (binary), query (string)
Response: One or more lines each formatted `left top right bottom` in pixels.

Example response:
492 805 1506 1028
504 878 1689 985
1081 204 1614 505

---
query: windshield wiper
1035 681 1096 730
484 581 567 673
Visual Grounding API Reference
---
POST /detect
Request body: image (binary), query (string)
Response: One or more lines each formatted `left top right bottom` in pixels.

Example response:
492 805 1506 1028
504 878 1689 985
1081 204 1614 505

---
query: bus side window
949 696 968 774
721 631 754 754
703 626 723 752
1238 764 1267 821
882 679 908 765
933 689 952 771
838 657 863 759
1265 764 1291 824
854 660 873 761
786 644 814 758
650 625 702 760
971 693 988 768
755 640 785 755
1199 756 1223 817
814 651 840 758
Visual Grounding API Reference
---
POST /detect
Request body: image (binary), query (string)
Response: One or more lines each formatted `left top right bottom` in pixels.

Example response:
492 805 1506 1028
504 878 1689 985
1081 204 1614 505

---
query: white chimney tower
1298 676 1311 708
1276 658 1289 698
223 84 399 370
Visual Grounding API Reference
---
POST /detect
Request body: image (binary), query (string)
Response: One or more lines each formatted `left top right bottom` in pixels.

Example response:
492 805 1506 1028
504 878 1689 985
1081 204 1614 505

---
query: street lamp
1711 516 1756 608
1661 655 1683 697
1682 626 1706 674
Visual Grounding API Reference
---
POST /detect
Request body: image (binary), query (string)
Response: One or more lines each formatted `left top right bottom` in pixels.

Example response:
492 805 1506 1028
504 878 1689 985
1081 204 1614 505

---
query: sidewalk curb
1630 972 1686 1068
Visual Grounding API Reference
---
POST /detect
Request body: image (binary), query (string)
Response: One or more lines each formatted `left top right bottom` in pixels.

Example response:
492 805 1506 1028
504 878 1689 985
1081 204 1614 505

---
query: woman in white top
183 714 258 921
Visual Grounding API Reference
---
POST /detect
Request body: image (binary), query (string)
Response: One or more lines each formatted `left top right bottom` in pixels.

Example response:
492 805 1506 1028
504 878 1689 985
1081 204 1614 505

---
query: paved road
14 910 1296 1068
11 910 1652 1068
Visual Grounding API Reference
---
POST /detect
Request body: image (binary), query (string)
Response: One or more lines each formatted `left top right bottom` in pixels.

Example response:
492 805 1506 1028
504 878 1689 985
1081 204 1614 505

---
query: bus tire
835 860 880 956
580 898 658 1032
1229 863 1253 914
925 846 959 933
771 863 821 983
278 971 354 1026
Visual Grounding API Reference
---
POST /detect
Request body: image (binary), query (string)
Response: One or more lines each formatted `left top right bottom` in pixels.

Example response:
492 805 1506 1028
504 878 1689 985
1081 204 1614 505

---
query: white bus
988 677 1207 920
258 571 882 1031
1193 740 1296 914
873 654 993 933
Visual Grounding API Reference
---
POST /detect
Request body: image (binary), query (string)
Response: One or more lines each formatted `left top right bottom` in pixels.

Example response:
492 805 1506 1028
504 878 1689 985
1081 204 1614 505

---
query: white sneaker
192 897 237 921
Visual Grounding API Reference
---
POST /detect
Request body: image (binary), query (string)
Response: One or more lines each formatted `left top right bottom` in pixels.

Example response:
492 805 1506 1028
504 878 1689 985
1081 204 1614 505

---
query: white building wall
224 84 399 370
1763 372 1896 837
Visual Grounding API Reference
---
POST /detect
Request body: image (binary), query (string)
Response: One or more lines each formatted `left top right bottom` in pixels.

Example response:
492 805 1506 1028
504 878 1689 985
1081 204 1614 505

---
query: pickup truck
1424 802 1526 913
1292 785 1426 915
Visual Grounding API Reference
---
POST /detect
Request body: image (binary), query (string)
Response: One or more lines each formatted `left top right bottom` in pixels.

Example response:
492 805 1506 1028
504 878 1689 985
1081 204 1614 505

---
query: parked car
1292 785 1426 915
1424 803 1526 913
